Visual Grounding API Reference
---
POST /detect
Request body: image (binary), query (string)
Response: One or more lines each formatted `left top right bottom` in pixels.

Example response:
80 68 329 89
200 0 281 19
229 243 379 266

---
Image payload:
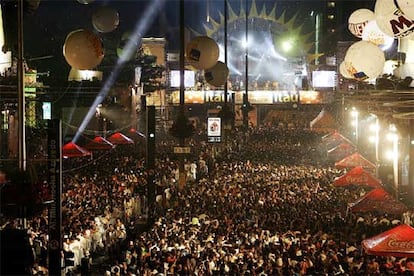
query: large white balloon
348 8 375 38
343 41 385 81
186 36 219 70
339 61 353 79
63 29 104 70
92 6 120 33
396 0 414 20
375 0 414 38
204 61 229 87
362 20 395 50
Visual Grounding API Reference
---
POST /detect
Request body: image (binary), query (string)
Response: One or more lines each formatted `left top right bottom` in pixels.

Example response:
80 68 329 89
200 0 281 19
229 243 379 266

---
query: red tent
310 109 337 133
327 142 356 161
335 152 376 171
62 142 92 158
126 128 146 141
107 132 134 145
362 224 414 258
334 166 382 188
349 187 409 215
322 131 355 149
84 136 114 151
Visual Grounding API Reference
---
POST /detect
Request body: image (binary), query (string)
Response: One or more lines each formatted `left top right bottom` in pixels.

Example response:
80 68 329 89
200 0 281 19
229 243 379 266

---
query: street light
385 124 399 196
368 116 380 175
350 107 359 147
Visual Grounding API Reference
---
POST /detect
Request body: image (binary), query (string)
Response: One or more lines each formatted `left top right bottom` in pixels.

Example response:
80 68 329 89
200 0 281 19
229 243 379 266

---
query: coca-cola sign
387 238 414 250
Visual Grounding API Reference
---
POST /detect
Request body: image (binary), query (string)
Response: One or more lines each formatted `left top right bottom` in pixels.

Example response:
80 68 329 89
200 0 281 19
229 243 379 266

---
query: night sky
3 0 375 79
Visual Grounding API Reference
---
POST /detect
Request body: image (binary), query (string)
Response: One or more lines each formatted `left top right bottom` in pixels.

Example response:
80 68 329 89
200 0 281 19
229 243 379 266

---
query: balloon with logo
117 31 140 62
339 61 353 79
92 6 120 33
375 0 414 38
343 41 385 81
63 29 104 70
186 36 219 70
362 20 395 50
348 8 375 38
204 61 229 87
395 0 414 20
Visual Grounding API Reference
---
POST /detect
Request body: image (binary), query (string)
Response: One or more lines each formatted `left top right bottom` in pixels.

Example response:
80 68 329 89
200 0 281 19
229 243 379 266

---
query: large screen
170 70 196 88
312 71 336 88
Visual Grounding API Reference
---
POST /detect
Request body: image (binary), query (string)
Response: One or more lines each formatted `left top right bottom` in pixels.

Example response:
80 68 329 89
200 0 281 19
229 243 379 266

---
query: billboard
207 117 221 143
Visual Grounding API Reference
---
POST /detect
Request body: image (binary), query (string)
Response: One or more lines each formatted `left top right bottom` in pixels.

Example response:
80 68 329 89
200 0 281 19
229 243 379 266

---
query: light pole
351 107 359 148
386 125 399 197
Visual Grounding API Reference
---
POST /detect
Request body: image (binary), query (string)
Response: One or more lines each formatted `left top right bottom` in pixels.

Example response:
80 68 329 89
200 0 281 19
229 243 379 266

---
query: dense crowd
1 124 414 275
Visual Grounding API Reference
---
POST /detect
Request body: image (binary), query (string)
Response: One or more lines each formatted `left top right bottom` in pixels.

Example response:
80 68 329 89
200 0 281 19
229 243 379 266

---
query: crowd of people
1 122 414 275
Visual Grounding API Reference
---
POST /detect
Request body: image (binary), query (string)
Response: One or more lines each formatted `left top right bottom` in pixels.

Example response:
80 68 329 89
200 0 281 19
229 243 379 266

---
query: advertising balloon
92 6 120 33
204 61 229 87
375 0 414 38
348 8 375 38
396 0 414 20
343 41 385 81
339 61 353 79
362 20 395 50
63 29 104 70
186 36 219 70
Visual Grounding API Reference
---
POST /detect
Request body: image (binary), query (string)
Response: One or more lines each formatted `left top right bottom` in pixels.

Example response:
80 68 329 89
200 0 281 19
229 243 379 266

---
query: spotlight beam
73 0 166 142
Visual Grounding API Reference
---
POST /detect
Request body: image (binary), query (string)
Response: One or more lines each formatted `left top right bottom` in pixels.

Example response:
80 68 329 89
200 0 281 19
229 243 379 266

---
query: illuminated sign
207 117 221 143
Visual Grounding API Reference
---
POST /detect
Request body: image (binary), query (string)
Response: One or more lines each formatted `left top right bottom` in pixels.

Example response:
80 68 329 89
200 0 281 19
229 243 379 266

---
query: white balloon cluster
63 3 121 70
185 36 229 87
343 0 414 81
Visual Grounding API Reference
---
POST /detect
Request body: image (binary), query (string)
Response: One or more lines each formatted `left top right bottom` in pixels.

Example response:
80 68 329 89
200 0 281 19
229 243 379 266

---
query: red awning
362 224 414 258
84 136 114 151
335 152 376 171
322 131 355 149
334 166 382 188
310 109 337 133
107 132 134 145
62 142 92 158
327 142 357 161
349 187 408 215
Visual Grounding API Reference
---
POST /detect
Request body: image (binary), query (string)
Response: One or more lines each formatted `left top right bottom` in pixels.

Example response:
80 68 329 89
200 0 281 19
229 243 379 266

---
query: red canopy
327 142 356 161
322 131 355 149
107 132 134 145
335 152 376 171
334 166 382 188
62 142 92 158
126 128 146 141
362 224 414 258
349 187 408 215
84 136 114 151
310 109 337 133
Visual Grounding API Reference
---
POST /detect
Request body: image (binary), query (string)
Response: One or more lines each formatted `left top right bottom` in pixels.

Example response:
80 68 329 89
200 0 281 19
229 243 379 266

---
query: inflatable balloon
375 0 414 38
92 6 119 33
339 61 353 79
348 9 375 38
362 20 395 50
204 61 229 87
396 0 414 20
63 29 104 70
343 41 385 81
186 36 219 70
76 0 95 4
117 31 139 62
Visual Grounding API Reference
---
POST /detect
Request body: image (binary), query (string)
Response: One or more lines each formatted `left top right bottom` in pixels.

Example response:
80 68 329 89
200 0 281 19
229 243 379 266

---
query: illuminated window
327 14 335 20
327 1 335 8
